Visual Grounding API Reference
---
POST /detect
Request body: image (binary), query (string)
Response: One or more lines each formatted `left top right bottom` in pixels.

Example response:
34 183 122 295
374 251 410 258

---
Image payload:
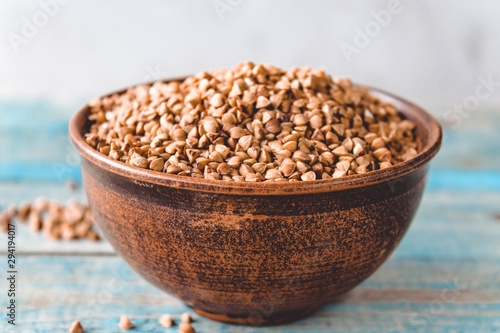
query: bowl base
191 305 321 326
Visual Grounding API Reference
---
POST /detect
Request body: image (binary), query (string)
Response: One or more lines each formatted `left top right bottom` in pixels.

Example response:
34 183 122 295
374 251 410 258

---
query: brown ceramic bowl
70 81 441 326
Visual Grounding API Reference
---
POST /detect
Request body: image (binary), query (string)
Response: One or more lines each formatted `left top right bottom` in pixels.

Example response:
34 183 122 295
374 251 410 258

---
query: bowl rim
70 78 442 195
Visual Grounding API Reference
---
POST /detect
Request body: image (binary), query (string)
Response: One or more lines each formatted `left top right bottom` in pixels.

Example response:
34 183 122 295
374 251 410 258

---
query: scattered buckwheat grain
69 320 84 333
181 313 192 323
119 315 134 330
0 200 99 241
84 62 420 182
0 213 9 232
159 314 174 327
67 180 79 191
17 202 31 222
179 322 195 333
6 205 18 219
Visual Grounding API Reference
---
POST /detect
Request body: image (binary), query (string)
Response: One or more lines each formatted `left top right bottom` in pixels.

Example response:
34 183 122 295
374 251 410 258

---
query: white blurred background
1 0 499 115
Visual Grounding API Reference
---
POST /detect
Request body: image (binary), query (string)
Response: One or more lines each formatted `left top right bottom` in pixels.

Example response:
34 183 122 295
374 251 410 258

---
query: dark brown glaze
70 82 442 326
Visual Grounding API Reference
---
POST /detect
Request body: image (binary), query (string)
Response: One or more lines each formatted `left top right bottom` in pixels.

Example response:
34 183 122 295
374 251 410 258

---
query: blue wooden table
1 101 499 332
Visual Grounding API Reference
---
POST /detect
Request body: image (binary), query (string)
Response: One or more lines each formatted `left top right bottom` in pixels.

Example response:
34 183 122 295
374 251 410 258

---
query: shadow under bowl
70 82 442 326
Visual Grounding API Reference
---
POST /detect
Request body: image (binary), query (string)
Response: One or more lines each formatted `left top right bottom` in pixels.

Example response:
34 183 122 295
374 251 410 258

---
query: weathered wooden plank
428 169 500 191
0 182 87 205
0 255 498 332
0 100 81 183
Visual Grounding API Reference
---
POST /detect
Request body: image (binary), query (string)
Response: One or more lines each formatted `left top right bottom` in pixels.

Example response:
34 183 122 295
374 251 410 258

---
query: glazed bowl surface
70 81 442 325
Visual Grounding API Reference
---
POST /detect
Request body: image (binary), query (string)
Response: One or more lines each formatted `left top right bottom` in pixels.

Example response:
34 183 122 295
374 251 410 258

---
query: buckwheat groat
159 314 174 327
0 213 10 232
181 313 191 323
85 62 420 182
69 320 84 333
179 322 195 333
118 315 134 330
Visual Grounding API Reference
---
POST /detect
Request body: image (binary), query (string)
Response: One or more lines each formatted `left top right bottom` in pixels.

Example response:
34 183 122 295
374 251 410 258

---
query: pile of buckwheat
0 199 99 241
84 62 420 182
